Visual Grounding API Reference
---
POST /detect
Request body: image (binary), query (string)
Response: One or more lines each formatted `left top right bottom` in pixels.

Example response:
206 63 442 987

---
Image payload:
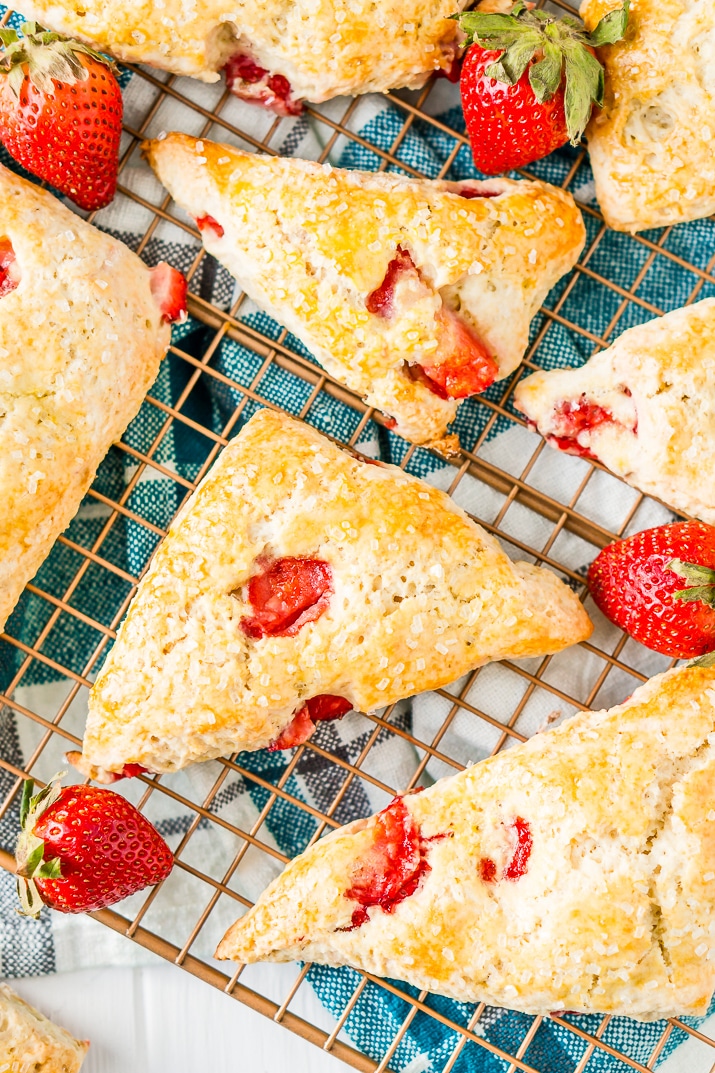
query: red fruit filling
269 705 315 751
149 262 188 324
269 694 353 751
459 186 500 200
366 247 498 399
435 47 462 83
544 396 619 459
0 237 19 298
343 795 432 929
478 857 497 883
224 53 302 116
504 816 532 880
195 214 225 239
365 247 417 318
120 763 149 779
102 763 151 783
478 817 533 883
239 557 333 639
414 309 499 399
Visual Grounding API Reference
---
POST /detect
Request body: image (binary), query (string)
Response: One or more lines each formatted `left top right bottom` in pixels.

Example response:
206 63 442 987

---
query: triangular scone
582 0 715 232
79 409 591 776
144 135 585 450
217 664 715 1021
17 0 470 111
514 299 715 523
0 164 183 633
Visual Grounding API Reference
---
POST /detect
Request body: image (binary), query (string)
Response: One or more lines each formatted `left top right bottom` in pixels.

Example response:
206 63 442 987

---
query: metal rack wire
1 0 715 1069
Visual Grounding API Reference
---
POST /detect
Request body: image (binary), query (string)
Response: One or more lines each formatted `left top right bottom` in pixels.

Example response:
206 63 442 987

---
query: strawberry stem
456 0 630 144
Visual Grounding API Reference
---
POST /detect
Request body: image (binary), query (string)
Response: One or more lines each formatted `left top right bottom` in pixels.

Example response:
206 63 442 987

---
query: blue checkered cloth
1 13 714 1071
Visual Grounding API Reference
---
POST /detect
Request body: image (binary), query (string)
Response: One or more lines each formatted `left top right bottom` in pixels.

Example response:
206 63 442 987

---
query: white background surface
11 963 715 1072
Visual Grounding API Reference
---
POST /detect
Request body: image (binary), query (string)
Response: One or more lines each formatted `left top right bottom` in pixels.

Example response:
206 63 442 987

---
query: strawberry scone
514 299 715 524
15 0 471 114
0 982 88 1071
581 0 715 232
71 410 591 779
145 135 585 450
0 164 187 632
217 663 715 1021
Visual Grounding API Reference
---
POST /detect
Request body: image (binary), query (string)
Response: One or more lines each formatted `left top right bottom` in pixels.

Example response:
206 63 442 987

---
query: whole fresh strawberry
15 776 173 917
0 22 123 210
455 0 629 175
588 520 715 659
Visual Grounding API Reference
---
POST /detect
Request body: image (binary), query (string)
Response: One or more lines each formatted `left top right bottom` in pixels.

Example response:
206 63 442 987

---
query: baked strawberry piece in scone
144 135 585 450
514 298 715 524
0 164 186 633
14 0 470 113
217 663 715 1021
71 409 591 779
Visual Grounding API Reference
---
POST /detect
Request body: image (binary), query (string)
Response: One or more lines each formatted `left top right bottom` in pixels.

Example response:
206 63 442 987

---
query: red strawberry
15 776 173 917
455 0 629 175
0 22 123 210
588 520 715 659
149 262 188 323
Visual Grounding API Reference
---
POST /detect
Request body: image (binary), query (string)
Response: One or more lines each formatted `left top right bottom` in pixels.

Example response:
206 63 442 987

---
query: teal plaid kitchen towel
1 13 714 1071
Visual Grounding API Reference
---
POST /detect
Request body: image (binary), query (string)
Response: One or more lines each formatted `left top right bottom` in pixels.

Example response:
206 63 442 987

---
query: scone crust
217 664 715 1021
0 983 88 1072
15 0 470 97
145 134 585 446
581 0 715 232
83 409 591 773
0 165 171 632
513 298 715 523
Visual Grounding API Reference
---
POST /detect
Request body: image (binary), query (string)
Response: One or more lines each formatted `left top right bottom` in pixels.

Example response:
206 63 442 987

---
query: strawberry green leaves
669 559 715 607
589 2 631 46
0 22 117 96
16 775 65 920
456 0 630 144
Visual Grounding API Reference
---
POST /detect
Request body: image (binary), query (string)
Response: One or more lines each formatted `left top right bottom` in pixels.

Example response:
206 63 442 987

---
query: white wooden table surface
12 964 712 1072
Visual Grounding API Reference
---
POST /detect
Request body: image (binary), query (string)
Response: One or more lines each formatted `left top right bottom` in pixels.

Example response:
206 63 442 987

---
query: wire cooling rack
2 1 715 1070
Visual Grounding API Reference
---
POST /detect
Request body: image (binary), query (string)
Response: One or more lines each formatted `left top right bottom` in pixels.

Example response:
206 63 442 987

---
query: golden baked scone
581 0 715 232
0 164 185 633
217 663 715 1021
0 982 88 1071
16 0 470 112
145 134 585 450
76 409 591 777
513 298 715 523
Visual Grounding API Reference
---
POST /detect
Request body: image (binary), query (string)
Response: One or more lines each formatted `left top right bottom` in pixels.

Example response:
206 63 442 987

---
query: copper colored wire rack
1 1 715 1070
